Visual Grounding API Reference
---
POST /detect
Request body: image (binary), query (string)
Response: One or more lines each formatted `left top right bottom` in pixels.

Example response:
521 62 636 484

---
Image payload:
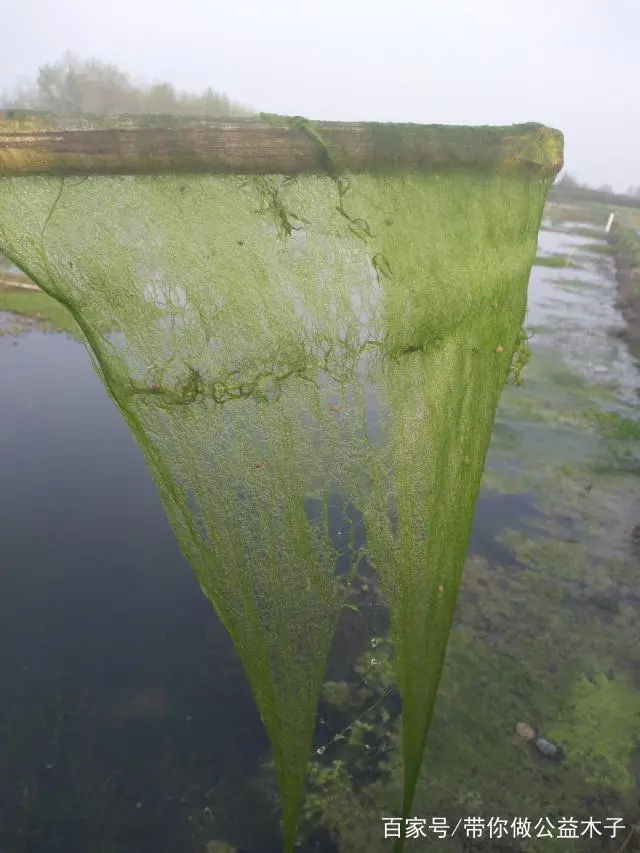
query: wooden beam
0 111 563 178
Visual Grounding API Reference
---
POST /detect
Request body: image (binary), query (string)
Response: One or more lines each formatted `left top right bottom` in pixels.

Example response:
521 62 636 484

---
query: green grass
0 288 80 337
581 242 613 254
533 254 580 269
589 410 640 441
544 201 610 227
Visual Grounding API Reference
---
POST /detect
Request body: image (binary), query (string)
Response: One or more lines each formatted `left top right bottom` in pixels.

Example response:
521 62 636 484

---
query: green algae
533 255 582 269
0 118 561 853
299 204 640 853
550 673 640 795
303 626 640 852
580 242 613 254
205 842 238 853
302 527 640 851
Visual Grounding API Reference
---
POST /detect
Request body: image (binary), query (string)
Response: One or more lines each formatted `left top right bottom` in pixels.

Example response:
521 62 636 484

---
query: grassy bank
0 282 80 337
607 222 640 362
549 184 640 213
533 254 581 269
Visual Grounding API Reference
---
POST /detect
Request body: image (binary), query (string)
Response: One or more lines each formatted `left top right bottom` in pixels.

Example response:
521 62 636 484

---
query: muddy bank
608 223 640 365
0 271 40 292
0 272 83 337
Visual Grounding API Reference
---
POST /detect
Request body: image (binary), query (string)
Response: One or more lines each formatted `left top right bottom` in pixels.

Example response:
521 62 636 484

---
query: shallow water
306 221 640 853
0 336 271 852
1 219 639 853
536 227 596 256
528 266 639 408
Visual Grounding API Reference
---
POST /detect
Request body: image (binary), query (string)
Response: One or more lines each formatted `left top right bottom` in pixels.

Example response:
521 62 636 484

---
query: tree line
1 51 252 117
556 171 640 197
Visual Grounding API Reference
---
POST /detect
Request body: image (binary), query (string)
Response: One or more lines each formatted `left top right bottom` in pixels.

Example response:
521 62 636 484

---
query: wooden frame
0 111 563 177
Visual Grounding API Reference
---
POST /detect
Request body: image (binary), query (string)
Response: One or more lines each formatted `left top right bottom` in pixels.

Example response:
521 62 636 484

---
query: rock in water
516 722 536 741
516 723 564 760
534 737 563 760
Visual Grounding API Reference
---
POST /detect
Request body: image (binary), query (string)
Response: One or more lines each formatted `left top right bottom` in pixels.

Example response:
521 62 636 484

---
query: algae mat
0 115 562 851
298 217 640 853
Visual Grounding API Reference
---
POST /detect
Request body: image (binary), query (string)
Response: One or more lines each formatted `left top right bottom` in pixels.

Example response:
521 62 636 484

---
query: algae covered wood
0 110 563 177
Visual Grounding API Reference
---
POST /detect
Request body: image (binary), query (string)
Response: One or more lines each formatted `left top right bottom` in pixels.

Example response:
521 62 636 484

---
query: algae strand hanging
0 114 563 852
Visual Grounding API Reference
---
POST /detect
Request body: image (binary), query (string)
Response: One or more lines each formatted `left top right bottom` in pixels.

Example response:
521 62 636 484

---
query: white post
605 212 615 233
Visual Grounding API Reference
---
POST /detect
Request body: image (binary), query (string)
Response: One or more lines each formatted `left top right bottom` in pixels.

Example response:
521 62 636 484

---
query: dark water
0 332 537 853
0 335 274 853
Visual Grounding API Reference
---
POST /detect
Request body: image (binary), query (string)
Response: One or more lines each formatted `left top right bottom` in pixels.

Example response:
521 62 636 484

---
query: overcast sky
2 0 637 190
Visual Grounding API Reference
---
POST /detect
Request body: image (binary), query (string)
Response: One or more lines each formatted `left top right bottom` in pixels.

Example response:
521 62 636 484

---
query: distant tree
145 82 178 114
557 171 580 188
598 184 613 194
0 51 252 117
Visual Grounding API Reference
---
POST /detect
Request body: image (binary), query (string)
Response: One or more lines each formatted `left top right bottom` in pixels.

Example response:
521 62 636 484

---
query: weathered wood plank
0 112 563 177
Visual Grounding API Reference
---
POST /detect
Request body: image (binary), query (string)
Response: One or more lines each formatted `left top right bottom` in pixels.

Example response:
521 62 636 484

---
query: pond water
0 220 639 853
0 337 271 852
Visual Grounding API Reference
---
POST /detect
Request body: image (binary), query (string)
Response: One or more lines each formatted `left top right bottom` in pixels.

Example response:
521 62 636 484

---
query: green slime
0 125 560 851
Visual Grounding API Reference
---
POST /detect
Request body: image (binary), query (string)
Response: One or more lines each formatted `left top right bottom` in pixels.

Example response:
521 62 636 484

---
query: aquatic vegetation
609 222 640 324
549 673 640 795
304 553 640 851
205 842 238 853
580 241 614 254
533 255 581 269
297 211 640 852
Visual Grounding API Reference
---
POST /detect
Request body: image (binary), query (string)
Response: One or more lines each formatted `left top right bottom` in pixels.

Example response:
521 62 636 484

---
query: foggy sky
2 0 638 191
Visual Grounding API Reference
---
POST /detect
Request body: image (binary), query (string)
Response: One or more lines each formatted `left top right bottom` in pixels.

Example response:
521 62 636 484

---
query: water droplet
370 658 378 665
316 746 326 755
371 638 378 647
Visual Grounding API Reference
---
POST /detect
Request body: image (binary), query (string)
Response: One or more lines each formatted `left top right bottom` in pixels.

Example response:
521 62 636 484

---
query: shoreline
607 223 640 368
0 271 40 293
